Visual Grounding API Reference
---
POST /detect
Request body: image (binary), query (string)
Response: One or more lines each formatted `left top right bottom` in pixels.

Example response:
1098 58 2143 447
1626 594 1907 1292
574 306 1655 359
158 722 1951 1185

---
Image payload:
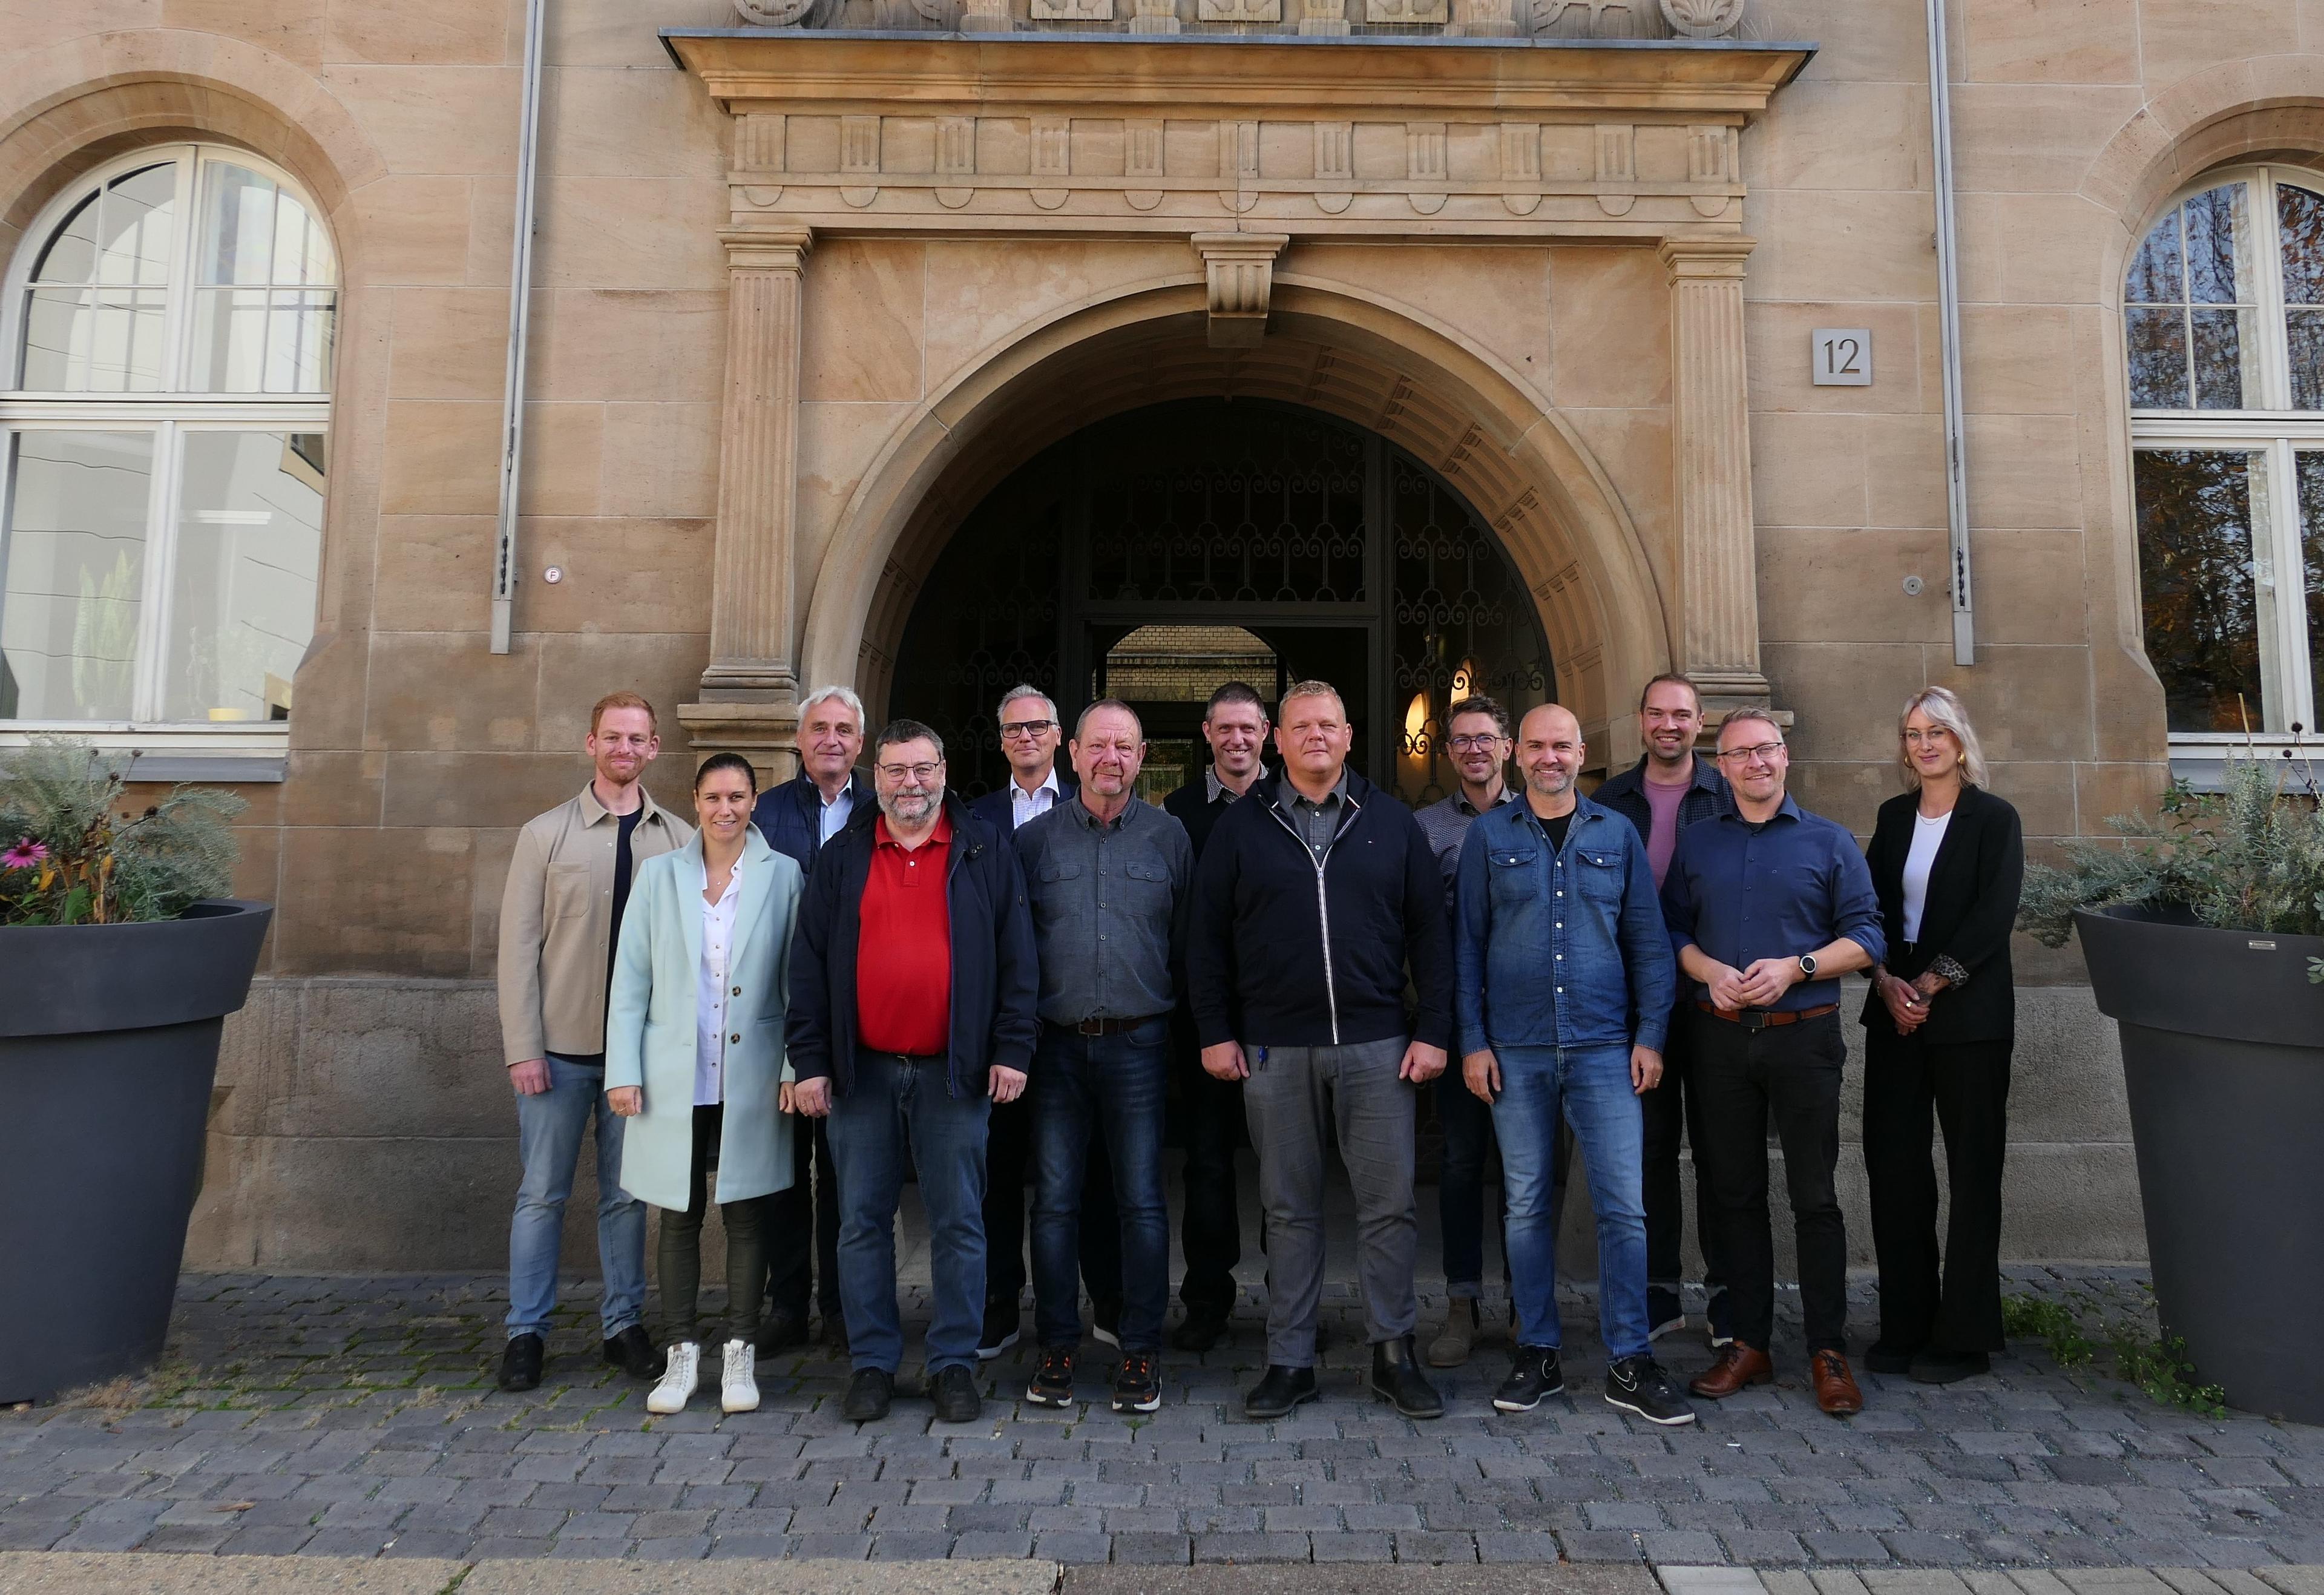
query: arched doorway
891 398 1555 803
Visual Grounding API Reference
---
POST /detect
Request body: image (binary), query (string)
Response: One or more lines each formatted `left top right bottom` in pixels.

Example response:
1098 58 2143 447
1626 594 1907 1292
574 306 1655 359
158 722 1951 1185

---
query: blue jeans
824 1050 993 1376
1030 1018 1170 1352
1490 1043 1650 1361
507 1053 646 1340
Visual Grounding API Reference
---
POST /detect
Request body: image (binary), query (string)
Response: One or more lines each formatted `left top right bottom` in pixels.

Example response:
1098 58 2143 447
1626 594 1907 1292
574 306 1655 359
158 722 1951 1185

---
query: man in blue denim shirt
1661 705 1884 1417
1453 703 1692 1425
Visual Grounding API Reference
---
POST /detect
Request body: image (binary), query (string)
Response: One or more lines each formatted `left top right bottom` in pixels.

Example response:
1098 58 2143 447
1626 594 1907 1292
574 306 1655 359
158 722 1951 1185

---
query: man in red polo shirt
787 719 1039 1426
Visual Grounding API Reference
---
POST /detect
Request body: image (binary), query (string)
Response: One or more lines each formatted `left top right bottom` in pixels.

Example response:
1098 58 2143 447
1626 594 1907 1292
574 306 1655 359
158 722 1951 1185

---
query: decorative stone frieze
727 0 1748 31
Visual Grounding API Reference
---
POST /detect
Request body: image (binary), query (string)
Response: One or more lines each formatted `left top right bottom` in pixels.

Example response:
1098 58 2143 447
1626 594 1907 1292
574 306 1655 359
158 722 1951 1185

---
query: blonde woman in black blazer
1859 687 2024 1385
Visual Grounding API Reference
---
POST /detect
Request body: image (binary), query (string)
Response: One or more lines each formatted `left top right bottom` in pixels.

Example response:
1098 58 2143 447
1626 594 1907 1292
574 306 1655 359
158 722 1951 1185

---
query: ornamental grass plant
2017 751 2324 950
0 735 243 927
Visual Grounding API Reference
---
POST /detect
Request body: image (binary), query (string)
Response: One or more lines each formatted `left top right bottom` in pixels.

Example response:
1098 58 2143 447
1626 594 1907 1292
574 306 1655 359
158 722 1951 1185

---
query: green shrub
2018 753 2324 947
0 735 245 926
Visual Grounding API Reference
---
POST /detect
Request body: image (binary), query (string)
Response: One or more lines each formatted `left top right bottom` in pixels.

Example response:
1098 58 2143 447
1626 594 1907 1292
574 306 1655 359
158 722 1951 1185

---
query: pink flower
2 838 47 870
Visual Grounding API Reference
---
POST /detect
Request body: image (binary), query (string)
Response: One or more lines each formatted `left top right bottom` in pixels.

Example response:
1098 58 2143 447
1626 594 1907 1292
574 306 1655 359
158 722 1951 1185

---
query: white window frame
2129 163 2324 772
0 143 332 766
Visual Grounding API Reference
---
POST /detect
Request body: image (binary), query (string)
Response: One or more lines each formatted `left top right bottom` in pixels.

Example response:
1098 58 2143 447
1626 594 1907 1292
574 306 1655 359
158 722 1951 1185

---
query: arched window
0 145 333 744
2128 166 2324 747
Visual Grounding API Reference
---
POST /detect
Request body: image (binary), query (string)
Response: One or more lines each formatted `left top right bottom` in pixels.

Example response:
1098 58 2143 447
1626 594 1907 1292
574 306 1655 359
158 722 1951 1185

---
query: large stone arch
800 272 1671 761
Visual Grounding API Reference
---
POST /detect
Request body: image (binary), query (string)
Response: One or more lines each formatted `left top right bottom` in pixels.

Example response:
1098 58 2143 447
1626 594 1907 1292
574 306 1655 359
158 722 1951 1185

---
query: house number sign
1812 328 1873 386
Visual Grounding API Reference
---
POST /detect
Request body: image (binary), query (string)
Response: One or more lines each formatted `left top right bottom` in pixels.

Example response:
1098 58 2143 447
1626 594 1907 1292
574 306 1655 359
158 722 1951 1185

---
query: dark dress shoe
755 1310 809 1357
1865 1340 1919 1376
497 1332 545 1392
1370 1335 1445 1419
1909 1349 1990 1384
1244 1364 1319 1419
1689 1341 1773 1399
841 1367 894 1422
929 1363 983 1423
602 1324 660 1380
1170 1305 1230 1353
1811 1349 1865 1415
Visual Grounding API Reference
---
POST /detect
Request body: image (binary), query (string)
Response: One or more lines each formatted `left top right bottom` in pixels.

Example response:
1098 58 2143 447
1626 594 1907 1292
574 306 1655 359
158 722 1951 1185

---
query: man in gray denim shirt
1014 699 1194 1414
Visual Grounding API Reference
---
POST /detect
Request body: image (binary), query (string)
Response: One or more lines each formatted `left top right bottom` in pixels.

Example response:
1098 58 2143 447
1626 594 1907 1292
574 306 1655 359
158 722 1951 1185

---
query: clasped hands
1875 967 1948 1034
1698 955 1808 1013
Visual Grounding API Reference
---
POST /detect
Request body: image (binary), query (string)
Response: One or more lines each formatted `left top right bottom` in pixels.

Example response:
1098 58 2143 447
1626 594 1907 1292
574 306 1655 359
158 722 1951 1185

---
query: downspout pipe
1927 0 1975 666
490 0 550 655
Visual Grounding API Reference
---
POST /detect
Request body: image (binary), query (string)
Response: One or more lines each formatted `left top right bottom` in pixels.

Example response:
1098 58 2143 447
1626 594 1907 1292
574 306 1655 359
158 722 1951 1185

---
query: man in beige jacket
496 691 692 1393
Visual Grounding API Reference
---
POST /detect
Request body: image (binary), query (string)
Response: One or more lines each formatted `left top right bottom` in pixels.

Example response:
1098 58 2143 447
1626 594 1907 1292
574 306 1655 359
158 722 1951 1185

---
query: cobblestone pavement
2 1267 2319 1569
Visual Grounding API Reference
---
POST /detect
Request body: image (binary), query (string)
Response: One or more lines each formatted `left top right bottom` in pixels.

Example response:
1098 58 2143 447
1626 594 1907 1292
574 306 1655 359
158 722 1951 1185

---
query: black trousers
1177 1043 1245 1312
1690 1008 1848 1354
1862 1019 2011 1355
658 1104 766 1346
985 1093 1122 1309
763 1113 842 1325
1641 1004 1724 1298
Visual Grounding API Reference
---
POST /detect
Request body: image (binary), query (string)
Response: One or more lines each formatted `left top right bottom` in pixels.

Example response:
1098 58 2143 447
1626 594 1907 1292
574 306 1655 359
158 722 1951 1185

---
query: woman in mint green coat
606 752 804 1415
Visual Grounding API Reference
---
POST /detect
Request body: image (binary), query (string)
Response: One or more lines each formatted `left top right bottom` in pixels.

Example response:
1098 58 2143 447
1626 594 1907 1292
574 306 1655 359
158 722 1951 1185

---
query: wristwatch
1796 953 1818 979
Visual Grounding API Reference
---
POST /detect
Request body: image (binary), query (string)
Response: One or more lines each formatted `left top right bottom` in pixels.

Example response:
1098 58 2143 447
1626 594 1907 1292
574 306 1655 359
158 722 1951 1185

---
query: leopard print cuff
1929 954 1971 989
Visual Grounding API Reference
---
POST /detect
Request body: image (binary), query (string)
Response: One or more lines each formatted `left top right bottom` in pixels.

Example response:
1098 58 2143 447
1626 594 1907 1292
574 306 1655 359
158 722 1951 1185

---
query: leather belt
1696 1002 1839 1031
1072 1015 1160 1036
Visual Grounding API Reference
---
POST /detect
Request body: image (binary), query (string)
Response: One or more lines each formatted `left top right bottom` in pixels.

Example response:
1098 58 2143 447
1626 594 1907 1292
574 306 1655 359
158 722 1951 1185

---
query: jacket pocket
1037 858 1083 883
1575 849 1624 901
546 863 593 922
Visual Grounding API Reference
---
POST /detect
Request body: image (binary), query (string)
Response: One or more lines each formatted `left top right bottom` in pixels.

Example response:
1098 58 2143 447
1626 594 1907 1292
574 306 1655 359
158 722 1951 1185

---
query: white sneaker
721 1338 760 1413
648 1341 699 1414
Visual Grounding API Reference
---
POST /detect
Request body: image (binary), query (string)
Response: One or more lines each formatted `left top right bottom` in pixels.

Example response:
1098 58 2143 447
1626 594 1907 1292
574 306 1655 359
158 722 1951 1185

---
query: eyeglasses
1716 742 1787 766
999 720 1056 740
1446 734 1506 752
1901 728 1954 744
877 762 943 783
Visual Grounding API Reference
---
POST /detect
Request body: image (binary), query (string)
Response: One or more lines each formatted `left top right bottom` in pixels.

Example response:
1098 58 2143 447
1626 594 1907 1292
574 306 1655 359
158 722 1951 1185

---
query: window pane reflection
160 432 323 724
2301 453 2324 718
2125 181 2256 410
2135 449 2274 733
18 162 176 392
0 432 154 721
2283 185 2324 409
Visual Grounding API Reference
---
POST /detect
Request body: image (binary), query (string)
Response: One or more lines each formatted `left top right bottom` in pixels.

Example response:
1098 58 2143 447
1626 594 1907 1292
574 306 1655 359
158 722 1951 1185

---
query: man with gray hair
1187 680 1454 1419
787 718 1039 1424
748 684 873 1353
968 683 1115 1360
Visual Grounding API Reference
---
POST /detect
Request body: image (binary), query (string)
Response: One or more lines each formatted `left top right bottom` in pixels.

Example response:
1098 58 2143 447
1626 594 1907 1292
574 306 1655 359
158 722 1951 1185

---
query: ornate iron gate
890 399 1554 803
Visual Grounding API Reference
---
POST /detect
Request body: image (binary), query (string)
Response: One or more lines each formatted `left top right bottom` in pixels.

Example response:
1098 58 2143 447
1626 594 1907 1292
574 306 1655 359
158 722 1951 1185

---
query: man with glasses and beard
1661 706 1883 1417
787 720 1039 1425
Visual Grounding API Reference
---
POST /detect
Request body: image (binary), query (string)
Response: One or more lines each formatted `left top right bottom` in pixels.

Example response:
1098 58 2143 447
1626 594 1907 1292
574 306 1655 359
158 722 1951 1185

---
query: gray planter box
2076 905 2324 1425
0 899 272 1404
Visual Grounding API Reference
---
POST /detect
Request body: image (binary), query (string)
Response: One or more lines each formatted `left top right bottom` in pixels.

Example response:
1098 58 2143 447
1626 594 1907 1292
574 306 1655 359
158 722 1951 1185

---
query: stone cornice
664 31 1816 118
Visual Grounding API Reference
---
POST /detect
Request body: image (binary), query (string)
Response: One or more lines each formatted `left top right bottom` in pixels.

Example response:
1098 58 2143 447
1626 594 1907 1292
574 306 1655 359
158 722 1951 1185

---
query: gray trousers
1241 1036 1418 1367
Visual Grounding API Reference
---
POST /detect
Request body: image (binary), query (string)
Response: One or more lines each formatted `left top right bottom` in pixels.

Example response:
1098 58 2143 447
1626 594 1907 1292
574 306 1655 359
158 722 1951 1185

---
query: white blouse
694 856 743 1107
1900 809 1952 944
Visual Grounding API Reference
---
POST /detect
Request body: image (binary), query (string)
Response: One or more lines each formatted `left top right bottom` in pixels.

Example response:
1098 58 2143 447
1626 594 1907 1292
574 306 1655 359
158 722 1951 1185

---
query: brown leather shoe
1811 1349 1864 1415
1688 1341 1773 1399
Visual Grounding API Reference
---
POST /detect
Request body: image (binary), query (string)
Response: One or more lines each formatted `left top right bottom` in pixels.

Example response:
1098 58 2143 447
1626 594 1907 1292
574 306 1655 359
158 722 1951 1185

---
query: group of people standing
491 668 2024 1427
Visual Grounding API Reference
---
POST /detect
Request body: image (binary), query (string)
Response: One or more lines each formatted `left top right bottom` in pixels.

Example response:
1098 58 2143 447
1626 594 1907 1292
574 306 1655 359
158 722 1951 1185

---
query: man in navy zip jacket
748 684 874 1355
787 719 1039 1426
1185 679 1454 1421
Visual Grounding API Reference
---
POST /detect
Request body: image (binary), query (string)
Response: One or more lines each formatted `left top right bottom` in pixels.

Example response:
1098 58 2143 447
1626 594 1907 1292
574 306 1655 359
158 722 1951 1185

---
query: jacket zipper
1264 792 1361 1046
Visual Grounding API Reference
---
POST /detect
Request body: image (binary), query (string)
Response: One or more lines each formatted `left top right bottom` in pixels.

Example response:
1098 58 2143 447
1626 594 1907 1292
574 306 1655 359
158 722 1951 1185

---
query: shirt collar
875 808 952 850
1067 794 1133 830
1455 783 1515 818
1013 766 1062 803
706 852 744 906
579 779 654 827
1206 765 1262 804
1290 771 1349 811
1721 793 1804 826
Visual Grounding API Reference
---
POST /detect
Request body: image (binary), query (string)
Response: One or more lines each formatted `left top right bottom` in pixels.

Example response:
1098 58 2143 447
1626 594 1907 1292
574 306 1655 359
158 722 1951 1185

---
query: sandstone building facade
0 0 2298 1268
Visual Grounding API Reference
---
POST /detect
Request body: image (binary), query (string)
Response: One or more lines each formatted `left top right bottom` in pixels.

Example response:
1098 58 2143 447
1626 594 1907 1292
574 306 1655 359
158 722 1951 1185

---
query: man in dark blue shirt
1660 706 1883 1416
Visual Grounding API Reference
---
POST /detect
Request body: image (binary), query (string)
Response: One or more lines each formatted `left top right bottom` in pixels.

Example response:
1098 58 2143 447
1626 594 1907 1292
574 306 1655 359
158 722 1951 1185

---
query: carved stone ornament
1659 0 1745 38
1190 231 1288 349
732 0 815 22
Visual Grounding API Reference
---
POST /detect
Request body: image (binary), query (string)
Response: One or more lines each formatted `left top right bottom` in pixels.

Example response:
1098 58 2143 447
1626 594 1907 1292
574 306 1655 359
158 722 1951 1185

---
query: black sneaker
1243 1364 1319 1419
1646 1288 1684 1342
841 1367 893 1422
1605 1354 1697 1427
976 1299 1020 1361
1091 1297 1123 1349
1026 1346 1077 1407
1170 1304 1230 1353
1492 1346 1564 1412
602 1324 660 1380
1112 1350 1161 1414
497 1332 545 1392
930 1363 983 1423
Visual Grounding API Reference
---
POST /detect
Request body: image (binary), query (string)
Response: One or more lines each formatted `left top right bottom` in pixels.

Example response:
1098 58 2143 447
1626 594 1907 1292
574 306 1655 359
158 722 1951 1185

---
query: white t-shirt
1900 809 1952 944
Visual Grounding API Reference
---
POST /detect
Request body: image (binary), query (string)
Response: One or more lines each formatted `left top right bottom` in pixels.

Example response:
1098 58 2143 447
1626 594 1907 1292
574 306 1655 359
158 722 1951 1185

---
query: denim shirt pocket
1574 847 1624 903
